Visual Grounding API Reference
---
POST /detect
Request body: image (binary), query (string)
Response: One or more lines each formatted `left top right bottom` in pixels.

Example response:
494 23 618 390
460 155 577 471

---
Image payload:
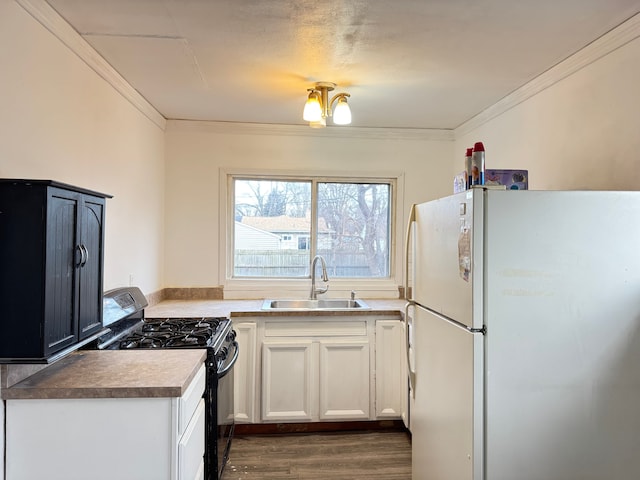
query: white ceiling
46 0 640 129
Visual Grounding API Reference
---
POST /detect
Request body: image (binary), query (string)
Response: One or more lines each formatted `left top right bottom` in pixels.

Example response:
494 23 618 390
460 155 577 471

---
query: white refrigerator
405 188 640 480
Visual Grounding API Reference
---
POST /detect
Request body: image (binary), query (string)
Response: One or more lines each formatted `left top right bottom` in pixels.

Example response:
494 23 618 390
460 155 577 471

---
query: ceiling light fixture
303 82 351 127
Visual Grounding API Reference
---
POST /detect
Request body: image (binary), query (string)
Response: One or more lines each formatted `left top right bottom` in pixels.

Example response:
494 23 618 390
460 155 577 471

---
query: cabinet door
44 191 79 355
234 322 257 423
401 319 411 428
77 196 105 339
375 320 405 419
43 190 106 354
319 339 370 420
262 340 314 422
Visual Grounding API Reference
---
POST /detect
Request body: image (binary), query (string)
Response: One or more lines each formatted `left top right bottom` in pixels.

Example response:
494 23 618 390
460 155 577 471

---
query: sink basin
261 298 371 311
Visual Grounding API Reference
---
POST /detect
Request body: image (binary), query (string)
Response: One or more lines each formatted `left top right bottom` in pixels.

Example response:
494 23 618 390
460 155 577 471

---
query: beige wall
0 1 167 295
455 35 640 191
164 122 454 297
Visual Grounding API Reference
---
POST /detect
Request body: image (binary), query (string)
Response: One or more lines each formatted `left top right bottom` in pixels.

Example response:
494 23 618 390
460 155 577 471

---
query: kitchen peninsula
3 350 206 480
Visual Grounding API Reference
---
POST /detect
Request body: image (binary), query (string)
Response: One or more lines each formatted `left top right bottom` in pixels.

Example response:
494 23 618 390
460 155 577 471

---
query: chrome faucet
309 255 329 299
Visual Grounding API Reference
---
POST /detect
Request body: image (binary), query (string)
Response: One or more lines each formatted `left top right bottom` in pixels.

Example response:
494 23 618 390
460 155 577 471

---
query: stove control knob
219 346 228 360
226 330 237 342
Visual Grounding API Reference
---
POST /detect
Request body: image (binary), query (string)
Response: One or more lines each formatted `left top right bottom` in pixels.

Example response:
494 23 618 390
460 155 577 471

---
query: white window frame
219 168 405 299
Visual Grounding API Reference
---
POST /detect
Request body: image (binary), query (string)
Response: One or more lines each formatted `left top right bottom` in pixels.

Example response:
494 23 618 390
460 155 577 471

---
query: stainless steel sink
261 298 371 311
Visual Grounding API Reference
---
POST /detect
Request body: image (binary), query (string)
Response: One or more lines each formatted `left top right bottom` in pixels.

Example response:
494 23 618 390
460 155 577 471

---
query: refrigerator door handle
404 301 417 397
404 203 416 302
415 302 486 335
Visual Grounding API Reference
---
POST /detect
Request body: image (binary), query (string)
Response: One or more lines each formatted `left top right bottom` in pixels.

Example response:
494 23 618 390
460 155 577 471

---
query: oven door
216 340 238 479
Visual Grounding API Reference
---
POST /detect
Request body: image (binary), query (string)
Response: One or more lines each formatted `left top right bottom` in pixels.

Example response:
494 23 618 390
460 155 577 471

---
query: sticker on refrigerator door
458 226 471 282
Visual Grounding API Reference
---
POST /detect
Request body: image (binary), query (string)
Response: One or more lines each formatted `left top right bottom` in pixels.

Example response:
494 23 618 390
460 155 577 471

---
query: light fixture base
314 81 336 91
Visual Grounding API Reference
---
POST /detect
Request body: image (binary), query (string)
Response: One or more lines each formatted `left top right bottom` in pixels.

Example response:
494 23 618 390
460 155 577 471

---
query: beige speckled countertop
2 299 404 401
2 349 206 400
144 298 407 318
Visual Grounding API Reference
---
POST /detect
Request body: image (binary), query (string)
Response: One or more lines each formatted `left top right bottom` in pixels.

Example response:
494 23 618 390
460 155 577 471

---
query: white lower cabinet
234 314 404 425
6 364 206 480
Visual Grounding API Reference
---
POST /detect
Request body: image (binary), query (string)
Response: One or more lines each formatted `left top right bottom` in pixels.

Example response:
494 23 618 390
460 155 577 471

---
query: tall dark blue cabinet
0 179 112 363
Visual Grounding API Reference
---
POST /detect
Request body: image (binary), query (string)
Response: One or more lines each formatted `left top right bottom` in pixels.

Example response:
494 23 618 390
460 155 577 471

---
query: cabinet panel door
44 192 78 355
234 322 257 423
319 340 370 420
78 197 105 338
375 320 405 419
262 341 314 422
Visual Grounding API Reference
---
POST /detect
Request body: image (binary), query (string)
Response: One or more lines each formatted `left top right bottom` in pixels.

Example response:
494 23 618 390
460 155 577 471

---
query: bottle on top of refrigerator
465 147 473 189
471 142 485 185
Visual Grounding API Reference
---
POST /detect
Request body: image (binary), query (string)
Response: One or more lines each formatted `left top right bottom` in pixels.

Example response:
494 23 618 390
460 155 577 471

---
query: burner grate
117 317 227 349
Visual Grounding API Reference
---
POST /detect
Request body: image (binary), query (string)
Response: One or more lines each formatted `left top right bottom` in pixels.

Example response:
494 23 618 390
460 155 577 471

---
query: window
297 236 309 250
232 176 392 279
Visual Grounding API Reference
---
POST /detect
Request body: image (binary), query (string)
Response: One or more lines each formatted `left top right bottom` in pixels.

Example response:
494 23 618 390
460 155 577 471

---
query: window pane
317 182 391 278
234 179 311 277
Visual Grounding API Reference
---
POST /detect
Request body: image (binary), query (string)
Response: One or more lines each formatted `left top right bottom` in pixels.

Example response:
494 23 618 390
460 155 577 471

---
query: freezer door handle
403 203 416 302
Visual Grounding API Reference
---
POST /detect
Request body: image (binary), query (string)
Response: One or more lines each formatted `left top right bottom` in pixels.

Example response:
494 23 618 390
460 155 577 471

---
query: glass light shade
303 94 322 122
332 97 351 125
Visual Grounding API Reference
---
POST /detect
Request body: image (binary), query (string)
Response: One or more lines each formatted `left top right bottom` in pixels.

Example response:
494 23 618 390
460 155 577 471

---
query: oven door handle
218 341 239 379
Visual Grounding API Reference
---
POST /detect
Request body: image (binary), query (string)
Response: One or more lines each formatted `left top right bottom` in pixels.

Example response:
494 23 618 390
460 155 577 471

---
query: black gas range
88 287 237 480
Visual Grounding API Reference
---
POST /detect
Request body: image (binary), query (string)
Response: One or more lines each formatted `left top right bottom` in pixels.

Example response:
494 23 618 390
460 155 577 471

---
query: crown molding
166 119 455 141
456 12 640 137
21 0 635 140
16 0 166 130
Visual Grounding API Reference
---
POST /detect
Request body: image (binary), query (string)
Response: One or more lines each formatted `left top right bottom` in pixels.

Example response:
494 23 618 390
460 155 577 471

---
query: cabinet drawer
178 398 206 480
179 364 206 436
264 320 367 337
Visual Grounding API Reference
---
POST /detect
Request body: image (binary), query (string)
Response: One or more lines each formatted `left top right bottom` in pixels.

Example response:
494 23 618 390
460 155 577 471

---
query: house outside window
231 176 393 279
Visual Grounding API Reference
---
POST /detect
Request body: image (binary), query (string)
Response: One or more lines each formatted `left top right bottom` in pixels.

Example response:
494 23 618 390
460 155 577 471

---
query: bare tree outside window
232 177 391 278
234 180 310 218
318 183 390 277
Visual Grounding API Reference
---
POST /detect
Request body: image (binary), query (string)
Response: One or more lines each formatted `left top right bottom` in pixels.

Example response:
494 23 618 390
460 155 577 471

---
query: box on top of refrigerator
485 169 528 190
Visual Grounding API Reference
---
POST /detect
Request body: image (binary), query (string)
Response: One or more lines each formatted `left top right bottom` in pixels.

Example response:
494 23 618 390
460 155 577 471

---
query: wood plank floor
222 430 412 479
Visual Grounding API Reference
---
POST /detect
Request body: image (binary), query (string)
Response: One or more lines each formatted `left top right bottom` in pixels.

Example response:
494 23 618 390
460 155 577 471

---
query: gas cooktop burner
117 317 229 350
